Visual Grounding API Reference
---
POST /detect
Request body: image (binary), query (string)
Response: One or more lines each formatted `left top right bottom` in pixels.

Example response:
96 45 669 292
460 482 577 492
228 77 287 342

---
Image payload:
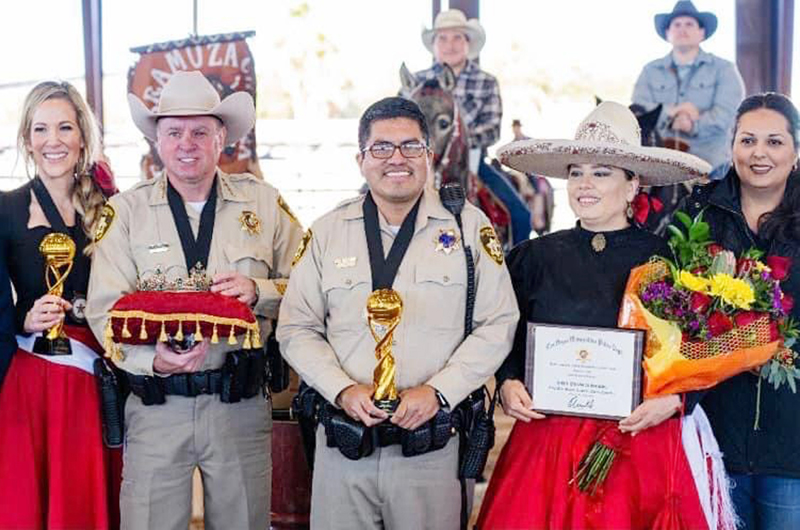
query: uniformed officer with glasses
277 96 517 529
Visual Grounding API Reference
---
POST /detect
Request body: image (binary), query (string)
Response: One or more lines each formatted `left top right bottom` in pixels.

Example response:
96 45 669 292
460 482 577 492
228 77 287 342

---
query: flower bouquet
618 211 799 398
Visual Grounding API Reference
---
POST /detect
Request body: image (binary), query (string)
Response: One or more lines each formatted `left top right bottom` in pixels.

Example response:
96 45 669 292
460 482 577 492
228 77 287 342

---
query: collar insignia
239 210 261 236
435 229 461 255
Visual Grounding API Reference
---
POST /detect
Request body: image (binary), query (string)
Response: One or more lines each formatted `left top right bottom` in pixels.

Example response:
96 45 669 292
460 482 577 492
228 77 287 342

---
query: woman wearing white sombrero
477 102 736 529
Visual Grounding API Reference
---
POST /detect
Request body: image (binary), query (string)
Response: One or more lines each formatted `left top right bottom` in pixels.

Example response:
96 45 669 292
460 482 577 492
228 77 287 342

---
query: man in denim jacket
633 1 744 178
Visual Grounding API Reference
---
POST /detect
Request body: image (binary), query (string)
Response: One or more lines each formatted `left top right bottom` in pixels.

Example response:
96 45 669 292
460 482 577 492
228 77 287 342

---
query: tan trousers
310 426 466 530
121 393 271 530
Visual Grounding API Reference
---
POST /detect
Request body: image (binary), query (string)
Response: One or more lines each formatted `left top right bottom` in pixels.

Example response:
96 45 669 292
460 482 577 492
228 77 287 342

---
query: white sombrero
497 102 711 186
421 9 486 60
128 70 255 146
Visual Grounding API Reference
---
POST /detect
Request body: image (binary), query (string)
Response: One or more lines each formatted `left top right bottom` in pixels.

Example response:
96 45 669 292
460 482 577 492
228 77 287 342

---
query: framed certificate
525 323 645 420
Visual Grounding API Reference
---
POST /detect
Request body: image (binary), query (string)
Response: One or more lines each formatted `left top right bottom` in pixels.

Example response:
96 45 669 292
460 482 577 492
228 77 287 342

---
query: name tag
148 243 170 254
334 256 357 268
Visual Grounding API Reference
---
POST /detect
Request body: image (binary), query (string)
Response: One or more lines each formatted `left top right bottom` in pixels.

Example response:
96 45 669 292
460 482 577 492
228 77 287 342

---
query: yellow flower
708 273 755 309
678 270 709 293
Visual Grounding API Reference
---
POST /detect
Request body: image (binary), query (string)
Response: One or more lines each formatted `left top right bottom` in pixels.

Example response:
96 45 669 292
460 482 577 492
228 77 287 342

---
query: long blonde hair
17 81 106 254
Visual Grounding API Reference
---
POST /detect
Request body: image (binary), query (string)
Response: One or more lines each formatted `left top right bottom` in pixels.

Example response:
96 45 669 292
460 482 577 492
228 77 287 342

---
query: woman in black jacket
681 92 800 529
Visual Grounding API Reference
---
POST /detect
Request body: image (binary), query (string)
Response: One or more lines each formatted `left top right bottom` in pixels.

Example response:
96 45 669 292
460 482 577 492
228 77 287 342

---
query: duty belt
125 348 268 405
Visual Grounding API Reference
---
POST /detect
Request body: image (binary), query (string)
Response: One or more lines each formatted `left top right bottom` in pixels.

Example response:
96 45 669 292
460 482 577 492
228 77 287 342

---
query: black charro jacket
682 172 800 477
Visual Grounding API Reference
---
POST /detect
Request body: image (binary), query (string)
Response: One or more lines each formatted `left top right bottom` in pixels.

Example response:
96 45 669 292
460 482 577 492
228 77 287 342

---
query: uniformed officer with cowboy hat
86 70 304 530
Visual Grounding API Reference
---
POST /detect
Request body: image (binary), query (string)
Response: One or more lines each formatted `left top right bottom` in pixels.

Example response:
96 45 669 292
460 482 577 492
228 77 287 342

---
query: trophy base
375 398 399 415
33 336 72 356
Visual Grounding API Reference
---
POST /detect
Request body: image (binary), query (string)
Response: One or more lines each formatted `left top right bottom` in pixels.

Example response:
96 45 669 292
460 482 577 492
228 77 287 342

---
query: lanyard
363 192 421 291
166 177 218 272
30 177 87 296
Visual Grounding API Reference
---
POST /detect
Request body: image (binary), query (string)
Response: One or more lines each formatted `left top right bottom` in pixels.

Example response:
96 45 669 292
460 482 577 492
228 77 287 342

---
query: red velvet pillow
103 291 260 358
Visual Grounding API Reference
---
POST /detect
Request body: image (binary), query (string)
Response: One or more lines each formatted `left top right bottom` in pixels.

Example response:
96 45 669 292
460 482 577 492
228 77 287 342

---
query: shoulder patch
291 229 313 267
94 203 116 244
479 225 504 265
277 195 300 224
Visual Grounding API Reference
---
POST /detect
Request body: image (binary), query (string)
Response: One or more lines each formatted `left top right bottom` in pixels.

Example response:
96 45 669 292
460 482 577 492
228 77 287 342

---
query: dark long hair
732 92 800 241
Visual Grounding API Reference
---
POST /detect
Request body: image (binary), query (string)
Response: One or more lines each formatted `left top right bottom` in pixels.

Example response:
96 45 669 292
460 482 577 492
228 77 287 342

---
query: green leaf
667 225 686 242
694 210 705 224
689 222 710 242
675 211 693 230
788 372 797 393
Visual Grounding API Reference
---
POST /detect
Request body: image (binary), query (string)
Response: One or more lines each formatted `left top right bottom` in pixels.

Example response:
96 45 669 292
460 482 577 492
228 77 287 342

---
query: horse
400 63 553 248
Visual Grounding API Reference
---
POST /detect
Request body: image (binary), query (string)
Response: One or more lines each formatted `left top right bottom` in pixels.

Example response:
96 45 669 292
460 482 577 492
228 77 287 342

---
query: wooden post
736 0 794 95
82 0 104 128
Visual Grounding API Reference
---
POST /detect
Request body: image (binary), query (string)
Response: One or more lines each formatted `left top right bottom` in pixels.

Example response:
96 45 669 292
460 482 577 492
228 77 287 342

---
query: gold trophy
366 289 403 414
33 233 76 356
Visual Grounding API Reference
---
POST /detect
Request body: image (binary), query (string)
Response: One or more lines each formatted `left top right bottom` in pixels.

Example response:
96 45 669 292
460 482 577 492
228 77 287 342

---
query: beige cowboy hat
128 70 255 145
497 102 711 186
421 9 486 60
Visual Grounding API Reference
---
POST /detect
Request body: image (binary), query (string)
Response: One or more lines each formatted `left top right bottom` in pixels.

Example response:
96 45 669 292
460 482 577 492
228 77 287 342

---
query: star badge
239 210 261 236
435 229 461 255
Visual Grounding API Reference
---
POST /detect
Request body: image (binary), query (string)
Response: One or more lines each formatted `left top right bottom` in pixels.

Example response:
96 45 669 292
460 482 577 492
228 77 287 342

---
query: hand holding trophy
33 233 76 356
366 288 403 414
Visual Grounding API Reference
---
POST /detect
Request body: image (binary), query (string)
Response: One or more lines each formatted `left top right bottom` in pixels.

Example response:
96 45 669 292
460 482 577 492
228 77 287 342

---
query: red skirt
0 327 122 530
477 415 708 530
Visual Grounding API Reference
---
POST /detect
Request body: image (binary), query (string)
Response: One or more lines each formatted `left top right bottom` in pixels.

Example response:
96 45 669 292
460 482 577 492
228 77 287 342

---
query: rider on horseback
410 9 537 246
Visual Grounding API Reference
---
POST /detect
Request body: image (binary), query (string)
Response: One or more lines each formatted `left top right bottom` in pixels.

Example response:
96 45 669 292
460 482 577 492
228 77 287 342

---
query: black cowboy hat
655 1 718 41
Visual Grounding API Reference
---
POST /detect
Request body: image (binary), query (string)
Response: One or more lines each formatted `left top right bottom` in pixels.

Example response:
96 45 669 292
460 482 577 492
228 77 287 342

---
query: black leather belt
127 369 224 398
124 347 268 405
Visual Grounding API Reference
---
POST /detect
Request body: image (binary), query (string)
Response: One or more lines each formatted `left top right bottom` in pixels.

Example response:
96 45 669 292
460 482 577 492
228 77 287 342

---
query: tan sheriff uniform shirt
277 186 519 407
86 170 304 375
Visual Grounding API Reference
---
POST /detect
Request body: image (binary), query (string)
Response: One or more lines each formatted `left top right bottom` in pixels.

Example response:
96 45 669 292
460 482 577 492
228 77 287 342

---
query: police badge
434 229 461 255
239 210 261 236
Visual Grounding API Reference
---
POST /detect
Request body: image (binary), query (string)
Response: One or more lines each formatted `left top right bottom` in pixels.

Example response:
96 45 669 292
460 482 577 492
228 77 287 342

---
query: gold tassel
104 319 114 341
194 319 204 342
159 321 168 342
211 323 219 344
139 319 148 340
251 326 262 348
122 318 132 339
228 325 237 345
175 320 184 341
243 329 252 349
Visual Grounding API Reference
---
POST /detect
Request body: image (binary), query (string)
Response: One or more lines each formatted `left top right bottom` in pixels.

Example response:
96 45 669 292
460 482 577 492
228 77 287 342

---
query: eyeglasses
361 141 428 159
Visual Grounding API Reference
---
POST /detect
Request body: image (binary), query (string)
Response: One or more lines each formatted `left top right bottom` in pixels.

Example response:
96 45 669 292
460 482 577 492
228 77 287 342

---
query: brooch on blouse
591 233 606 253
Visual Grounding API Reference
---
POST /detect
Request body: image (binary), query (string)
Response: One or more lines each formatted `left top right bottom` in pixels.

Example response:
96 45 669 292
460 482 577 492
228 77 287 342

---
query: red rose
783 293 795 313
691 267 707 275
690 292 711 313
766 256 792 281
770 320 781 342
737 258 755 276
708 311 734 337
733 311 765 329
708 244 724 256
681 331 691 343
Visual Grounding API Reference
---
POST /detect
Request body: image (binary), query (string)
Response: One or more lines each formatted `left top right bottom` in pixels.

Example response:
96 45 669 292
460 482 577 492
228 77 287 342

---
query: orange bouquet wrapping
618 211 797 398
619 260 781 397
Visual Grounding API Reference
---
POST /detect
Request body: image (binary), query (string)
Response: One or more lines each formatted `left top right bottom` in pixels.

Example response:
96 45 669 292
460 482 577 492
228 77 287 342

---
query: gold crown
136 264 212 292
